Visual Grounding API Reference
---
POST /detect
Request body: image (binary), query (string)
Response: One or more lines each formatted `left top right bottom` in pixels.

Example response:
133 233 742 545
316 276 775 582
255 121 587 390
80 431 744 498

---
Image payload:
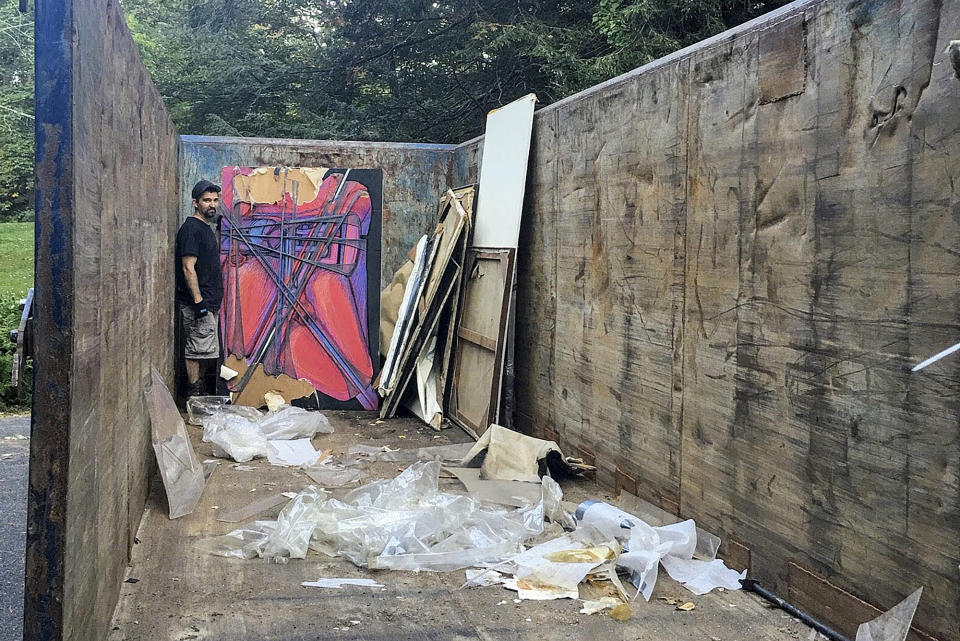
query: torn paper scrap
512 531 617 601
266 439 321 467
855 587 922 641
264 391 286 413
302 578 385 589
580 596 621 615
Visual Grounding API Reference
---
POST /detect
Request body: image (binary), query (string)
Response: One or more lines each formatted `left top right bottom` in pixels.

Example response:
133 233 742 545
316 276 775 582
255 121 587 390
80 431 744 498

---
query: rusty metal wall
28 1 180 640
480 0 959 638
179 136 457 287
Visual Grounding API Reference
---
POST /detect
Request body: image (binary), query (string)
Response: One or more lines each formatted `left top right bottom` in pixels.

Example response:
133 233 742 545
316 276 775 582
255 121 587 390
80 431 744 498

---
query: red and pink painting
219 166 382 409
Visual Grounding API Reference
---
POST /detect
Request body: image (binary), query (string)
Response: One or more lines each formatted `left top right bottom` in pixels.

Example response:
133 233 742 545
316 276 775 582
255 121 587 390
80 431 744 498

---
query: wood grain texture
28 1 180 640
474 1 959 638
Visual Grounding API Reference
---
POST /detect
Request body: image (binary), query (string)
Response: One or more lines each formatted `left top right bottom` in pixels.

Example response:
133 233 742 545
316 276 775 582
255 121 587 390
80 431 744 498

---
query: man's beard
202 208 217 220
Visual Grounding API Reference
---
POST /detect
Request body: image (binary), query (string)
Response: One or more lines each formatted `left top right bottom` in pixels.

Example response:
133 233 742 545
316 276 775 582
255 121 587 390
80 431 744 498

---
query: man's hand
191 299 208 318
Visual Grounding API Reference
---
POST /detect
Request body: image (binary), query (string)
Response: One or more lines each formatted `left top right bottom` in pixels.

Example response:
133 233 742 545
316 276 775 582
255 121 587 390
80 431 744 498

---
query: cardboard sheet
460 424 560 483
224 355 315 408
232 167 329 206
445 466 542 507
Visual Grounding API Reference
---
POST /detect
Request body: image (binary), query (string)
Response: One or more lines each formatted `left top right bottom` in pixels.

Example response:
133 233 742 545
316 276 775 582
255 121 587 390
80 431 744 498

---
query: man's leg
185 358 201 384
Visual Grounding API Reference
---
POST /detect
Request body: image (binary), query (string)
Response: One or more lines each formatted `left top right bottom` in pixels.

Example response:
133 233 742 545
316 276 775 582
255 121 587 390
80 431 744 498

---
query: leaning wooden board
448 248 516 438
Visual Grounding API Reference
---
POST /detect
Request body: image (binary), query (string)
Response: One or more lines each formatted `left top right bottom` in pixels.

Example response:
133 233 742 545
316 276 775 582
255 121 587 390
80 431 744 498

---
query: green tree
0 0 34 222
123 0 790 144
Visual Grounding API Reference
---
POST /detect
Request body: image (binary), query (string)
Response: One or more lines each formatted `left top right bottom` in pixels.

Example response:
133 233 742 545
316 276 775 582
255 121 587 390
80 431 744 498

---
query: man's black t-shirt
176 216 223 311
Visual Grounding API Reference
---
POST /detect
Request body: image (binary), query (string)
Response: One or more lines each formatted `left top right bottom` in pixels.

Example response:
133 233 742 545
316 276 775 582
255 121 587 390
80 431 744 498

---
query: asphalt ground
0 415 29 641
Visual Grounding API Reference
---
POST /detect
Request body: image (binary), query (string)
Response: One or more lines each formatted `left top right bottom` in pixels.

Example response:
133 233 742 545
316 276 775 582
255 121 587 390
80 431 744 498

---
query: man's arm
181 255 203 305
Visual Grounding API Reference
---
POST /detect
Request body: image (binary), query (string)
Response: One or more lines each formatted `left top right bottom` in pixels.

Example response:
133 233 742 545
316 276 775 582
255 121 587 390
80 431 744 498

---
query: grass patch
0 222 33 298
0 222 33 411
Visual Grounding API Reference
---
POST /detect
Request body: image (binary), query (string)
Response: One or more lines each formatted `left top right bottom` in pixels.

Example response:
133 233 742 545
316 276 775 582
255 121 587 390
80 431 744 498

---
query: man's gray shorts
180 306 220 359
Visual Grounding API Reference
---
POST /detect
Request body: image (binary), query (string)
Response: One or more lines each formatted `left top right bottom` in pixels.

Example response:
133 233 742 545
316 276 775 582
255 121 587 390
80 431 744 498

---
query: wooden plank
456 327 497 352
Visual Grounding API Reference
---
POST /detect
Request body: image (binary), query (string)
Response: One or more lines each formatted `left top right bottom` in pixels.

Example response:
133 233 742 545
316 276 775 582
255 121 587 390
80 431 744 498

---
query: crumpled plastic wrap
201 460 549 572
302 458 362 487
576 501 743 600
200 406 333 463
187 396 263 426
258 405 333 440
145 369 206 518
203 414 270 462
261 485 327 561
197 520 277 559
541 476 576 529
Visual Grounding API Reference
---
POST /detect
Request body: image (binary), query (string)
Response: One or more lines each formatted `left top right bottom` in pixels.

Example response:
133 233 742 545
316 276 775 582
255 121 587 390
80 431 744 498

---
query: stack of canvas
378 187 476 427
379 94 537 437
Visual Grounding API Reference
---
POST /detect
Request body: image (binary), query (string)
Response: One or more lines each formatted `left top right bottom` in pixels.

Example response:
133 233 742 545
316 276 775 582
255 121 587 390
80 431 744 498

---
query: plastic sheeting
302 458 363 487
186 396 262 426
201 405 333 463
258 405 333 439
201 460 552 572
576 501 744 600
855 588 923 641
145 369 206 519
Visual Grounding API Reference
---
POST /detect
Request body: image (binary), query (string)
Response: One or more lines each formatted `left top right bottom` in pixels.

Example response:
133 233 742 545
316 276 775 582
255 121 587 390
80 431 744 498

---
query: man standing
176 179 224 398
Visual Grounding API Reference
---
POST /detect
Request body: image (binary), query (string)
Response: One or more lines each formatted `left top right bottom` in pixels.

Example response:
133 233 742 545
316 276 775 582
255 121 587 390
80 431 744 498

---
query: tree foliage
123 0 790 144
0 0 34 222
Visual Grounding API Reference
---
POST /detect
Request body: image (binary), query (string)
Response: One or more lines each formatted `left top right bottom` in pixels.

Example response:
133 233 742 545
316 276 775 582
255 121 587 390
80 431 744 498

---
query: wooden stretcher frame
448 248 516 438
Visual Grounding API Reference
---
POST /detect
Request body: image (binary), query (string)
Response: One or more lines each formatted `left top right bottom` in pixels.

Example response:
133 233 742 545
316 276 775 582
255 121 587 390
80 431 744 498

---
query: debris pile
201 404 333 464
196 425 746 620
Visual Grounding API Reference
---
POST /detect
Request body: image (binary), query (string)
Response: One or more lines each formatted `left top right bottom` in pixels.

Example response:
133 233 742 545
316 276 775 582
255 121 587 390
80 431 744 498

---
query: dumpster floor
109 411 812 641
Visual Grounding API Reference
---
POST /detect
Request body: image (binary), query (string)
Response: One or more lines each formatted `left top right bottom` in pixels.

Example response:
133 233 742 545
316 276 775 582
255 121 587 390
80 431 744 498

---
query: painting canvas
219 166 382 409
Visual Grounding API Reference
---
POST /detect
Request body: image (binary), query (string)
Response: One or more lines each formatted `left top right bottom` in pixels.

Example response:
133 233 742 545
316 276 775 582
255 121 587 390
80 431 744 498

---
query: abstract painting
219 166 381 409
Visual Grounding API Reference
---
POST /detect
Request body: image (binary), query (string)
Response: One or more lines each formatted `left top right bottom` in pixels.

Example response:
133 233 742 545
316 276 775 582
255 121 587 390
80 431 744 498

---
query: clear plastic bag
203 414 269 462
302 459 362 487
197 520 276 559
261 485 327 561
187 396 263 426
541 476 576 530
258 405 333 439
145 369 205 518
186 396 230 426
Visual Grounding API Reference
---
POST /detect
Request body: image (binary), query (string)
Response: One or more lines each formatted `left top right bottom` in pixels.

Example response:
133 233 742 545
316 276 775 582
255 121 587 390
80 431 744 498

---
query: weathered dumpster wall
179 136 457 288
462 0 958 638
28 0 180 640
